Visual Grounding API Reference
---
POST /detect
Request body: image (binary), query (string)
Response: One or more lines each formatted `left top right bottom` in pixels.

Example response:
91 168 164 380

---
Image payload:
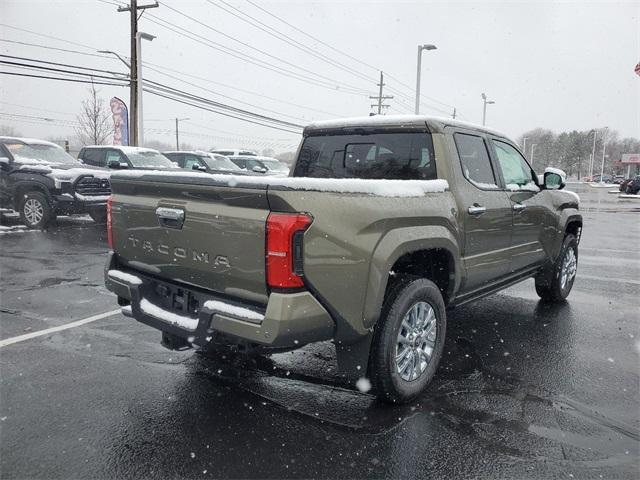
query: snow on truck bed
111 170 449 198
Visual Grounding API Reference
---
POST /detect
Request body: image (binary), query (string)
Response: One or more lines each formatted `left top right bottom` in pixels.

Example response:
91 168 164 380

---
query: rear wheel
19 191 53 229
535 234 578 302
370 278 446 404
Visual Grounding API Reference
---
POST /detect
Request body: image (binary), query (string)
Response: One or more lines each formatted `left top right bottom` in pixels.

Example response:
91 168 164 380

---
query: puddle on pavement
191 326 639 463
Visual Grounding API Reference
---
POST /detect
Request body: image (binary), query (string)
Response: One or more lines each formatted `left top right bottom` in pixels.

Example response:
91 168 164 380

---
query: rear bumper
104 253 335 348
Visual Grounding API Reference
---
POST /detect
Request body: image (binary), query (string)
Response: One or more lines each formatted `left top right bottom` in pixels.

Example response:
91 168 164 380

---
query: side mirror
543 168 566 190
107 159 128 169
0 156 10 167
252 165 267 173
192 164 206 171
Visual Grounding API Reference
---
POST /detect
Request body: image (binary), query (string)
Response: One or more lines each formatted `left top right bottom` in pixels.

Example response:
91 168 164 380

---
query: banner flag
110 97 129 146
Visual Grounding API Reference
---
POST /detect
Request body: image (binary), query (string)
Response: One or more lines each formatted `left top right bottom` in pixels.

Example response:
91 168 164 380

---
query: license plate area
147 279 201 318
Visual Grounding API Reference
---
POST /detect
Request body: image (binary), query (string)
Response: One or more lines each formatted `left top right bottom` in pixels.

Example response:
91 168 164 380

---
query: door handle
467 205 486 216
156 207 185 229
512 203 527 212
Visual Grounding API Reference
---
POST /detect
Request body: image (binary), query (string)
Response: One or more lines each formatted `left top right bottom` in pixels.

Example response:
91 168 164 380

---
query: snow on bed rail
107 269 142 285
203 300 264 322
111 169 449 197
139 298 199 331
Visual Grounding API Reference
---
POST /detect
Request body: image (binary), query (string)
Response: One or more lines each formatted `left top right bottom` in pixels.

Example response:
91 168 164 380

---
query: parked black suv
0 137 111 228
78 145 178 170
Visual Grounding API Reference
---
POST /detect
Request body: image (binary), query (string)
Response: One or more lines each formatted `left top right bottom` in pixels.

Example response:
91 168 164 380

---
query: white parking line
0 309 121 348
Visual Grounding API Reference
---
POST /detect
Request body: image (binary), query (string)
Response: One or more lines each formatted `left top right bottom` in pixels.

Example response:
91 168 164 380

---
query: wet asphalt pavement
1 186 638 479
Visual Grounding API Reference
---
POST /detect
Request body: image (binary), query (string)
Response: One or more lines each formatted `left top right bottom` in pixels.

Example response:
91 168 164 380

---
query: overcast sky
1 0 638 152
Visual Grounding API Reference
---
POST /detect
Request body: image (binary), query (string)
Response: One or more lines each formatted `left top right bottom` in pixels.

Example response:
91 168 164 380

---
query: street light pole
481 93 495 126
599 127 609 183
175 117 189 150
530 144 537 168
414 44 437 114
136 31 155 147
522 137 529 154
590 129 597 178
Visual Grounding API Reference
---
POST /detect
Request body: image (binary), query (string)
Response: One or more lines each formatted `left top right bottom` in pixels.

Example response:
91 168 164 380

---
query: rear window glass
454 133 498 189
294 132 436 180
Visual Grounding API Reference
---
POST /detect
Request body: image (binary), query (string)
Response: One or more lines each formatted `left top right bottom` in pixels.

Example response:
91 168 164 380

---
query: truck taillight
107 195 114 249
266 212 312 289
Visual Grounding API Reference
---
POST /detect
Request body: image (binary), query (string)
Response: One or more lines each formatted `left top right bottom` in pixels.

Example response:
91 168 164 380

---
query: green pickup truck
105 115 582 403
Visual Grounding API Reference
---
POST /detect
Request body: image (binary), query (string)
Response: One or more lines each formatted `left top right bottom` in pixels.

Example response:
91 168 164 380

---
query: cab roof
0 136 61 148
304 114 510 140
82 145 161 154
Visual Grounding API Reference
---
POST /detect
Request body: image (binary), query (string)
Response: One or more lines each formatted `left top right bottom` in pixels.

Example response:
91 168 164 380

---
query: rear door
489 138 546 272
451 131 513 293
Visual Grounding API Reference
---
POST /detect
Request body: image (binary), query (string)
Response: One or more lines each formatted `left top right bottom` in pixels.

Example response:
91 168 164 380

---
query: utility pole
451 108 457 119
175 117 189 150
522 137 528 154
117 0 158 146
369 71 393 115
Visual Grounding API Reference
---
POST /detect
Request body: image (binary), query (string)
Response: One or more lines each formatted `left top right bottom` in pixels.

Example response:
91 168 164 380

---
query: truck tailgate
110 174 270 305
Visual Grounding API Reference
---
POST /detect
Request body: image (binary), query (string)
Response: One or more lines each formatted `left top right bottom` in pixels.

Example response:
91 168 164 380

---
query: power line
143 88 301 134
0 39 112 60
1 37 340 118
155 2 373 94
144 13 368 95
148 7 367 94
0 54 127 77
140 63 310 123
1 55 302 131
205 0 377 86
242 0 459 113
0 70 128 87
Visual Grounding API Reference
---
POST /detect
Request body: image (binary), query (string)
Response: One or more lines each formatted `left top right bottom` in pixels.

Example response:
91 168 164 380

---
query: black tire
535 234 578 302
19 191 53 229
89 209 108 224
370 278 447 404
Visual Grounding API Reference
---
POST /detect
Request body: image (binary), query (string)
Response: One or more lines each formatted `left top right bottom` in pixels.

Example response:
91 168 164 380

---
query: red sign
621 153 640 164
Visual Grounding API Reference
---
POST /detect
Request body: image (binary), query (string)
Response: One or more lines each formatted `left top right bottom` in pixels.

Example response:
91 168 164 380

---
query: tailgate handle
156 207 185 229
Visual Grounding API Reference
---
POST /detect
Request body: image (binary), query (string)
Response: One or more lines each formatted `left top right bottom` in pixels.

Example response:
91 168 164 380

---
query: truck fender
548 210 582 262
362 225 461 330
11 179 54 208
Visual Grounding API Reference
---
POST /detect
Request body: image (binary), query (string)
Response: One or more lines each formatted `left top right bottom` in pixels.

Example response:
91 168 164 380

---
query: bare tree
0 125 22 136
75 81 113 146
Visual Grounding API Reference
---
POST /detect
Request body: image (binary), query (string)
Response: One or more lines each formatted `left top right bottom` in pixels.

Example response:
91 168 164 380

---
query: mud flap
334 333 374 380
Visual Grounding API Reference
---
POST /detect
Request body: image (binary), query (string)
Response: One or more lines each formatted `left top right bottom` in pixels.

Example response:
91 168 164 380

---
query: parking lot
1 185 638 479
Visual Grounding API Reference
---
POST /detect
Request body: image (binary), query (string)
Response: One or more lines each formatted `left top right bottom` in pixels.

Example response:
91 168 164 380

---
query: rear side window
294 132 436 180
80 148 105 167
454 133 498 189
